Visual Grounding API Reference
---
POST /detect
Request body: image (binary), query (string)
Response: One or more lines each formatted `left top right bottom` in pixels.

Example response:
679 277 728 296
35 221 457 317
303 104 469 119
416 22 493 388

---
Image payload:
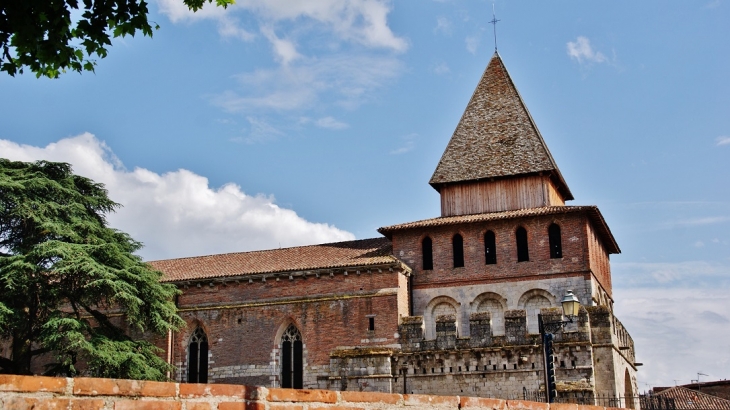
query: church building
150 53 639 404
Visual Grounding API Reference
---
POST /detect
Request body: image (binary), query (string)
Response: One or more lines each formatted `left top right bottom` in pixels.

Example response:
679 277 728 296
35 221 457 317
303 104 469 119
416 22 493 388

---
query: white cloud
612 260 730 286
434 17 451 35
716 136 730 146
614 287 730 386
390 133 417 155
694 240 705 248
661 216 730 229
465 36 479 55
156 0 255 41
315 116 349 130
211 54 403 112
567 36 607 64
299 116 349 130
433 62 450 75
260 26 301 65
155 0 407 52
0 134 355 260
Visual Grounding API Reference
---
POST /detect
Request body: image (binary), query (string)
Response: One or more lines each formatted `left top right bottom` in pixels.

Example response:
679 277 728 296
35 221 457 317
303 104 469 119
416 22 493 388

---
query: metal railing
518 388 682 409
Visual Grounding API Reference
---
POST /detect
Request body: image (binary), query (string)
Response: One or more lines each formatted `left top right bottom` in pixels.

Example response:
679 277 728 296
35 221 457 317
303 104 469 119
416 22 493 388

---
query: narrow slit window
549 223 562 259
484 230 496 265
453 234 464 268
368 317 375 331
422 236 433 270
516 227 529 262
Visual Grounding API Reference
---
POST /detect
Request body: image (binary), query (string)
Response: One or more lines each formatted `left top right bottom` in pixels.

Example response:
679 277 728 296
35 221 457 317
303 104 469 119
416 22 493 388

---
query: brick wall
171 269 407 387
392 213 591 288
0 374 627 410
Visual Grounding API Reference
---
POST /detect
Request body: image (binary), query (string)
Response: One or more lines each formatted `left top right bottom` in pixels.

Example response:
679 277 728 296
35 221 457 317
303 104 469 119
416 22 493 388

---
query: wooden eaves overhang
378 206 620 255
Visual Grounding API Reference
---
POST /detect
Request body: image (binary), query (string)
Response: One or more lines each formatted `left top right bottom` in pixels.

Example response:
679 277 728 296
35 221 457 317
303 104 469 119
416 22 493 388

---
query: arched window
524 295 551 334
484 230 496 265
432 302 458 338
422 237 433 270
548 224 562 259
187 327 208 383
516 227 529 262
452 234 464 268
281 324 303 389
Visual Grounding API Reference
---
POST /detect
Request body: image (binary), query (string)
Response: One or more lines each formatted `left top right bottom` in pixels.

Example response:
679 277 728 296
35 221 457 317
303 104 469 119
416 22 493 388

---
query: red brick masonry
0 374 624 410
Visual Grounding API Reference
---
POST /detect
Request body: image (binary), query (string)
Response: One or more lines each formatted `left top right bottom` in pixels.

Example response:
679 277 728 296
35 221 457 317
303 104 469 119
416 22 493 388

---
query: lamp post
538 290 581 403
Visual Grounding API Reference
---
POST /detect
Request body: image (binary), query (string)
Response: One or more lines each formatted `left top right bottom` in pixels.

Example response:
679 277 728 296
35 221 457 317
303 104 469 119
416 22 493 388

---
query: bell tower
430 53 573 217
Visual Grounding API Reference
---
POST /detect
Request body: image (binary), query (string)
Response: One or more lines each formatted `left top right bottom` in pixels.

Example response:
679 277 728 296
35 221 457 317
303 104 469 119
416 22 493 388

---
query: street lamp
538 290 581 403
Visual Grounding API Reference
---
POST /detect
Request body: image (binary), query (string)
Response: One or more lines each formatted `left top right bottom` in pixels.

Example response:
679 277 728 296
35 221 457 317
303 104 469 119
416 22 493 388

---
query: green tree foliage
0 159 184 379
0 0 233 78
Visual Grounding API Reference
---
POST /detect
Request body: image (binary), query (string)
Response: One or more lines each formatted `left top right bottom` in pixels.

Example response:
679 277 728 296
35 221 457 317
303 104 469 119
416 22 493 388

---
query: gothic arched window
187 327 208 383
281 324 303 389
516 227 529 262
452 234 464 268
422 236 433 270
548 223 562 259
484 230 496 265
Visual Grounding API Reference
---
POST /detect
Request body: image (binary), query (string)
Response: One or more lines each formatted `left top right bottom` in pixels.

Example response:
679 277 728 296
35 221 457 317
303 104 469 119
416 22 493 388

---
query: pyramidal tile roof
149 237 397 282
429 52 573 200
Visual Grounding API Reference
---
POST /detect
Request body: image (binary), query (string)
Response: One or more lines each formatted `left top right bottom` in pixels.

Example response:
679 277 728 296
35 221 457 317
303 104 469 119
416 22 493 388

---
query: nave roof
150 237 396 282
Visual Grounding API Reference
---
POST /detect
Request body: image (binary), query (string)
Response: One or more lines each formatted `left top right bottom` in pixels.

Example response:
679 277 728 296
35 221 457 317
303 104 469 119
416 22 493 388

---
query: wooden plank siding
440 175 565 216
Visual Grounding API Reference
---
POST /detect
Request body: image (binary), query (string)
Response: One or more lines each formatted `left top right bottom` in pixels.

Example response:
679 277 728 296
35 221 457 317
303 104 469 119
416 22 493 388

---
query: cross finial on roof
488 3 500 52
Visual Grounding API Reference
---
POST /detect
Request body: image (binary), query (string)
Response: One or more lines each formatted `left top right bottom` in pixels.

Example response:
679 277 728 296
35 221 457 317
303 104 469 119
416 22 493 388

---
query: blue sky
1 0 729 389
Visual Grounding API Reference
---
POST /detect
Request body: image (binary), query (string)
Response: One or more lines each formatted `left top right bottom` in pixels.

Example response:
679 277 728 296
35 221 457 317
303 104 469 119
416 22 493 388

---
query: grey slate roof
429 52 573 200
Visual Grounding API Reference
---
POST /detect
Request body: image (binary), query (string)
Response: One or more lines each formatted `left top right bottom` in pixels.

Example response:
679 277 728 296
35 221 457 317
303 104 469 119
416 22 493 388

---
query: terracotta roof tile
150 238 397 282
429 52 572 200
652 386 730 409
378 206 620 254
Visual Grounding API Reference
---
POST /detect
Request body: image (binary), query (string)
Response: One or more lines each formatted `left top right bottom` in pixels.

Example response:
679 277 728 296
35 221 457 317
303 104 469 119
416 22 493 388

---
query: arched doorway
281 324 303 389
187 327 208 383
624 369 635 409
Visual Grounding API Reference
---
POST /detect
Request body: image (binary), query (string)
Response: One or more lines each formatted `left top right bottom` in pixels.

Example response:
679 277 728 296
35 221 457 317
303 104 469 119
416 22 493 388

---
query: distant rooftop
650 386 730 410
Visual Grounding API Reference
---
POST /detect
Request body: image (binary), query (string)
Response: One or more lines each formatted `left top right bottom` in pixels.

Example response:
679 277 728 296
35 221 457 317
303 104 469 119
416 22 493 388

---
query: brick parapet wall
0 374 626 410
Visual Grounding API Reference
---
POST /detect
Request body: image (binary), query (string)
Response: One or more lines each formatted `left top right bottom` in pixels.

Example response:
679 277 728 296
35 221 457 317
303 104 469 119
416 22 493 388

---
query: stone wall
0 374 629 410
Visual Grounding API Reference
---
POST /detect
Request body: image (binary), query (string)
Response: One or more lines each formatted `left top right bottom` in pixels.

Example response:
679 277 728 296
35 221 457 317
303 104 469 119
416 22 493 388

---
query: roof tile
429 52 572 200
150 238 396 282
652 386 730 409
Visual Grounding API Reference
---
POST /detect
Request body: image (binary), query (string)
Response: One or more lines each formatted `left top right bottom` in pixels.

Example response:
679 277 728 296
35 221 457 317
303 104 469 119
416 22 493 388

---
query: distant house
647 386 730 410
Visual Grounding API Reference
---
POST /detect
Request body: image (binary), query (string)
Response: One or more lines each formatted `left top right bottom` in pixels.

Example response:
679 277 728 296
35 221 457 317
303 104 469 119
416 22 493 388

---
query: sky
1 0 729 389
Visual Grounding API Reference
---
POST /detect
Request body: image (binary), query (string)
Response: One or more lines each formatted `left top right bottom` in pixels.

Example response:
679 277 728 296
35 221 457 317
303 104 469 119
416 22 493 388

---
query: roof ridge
148 237 388 263
378 205 588 230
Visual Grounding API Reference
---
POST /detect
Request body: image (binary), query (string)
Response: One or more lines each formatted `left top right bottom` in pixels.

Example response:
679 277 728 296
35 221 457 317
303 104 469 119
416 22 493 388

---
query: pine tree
0 159 183 379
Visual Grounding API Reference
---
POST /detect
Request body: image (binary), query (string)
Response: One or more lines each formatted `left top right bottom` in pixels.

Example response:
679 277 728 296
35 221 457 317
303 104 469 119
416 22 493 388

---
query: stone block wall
0 374 631 410
377 307 632 401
